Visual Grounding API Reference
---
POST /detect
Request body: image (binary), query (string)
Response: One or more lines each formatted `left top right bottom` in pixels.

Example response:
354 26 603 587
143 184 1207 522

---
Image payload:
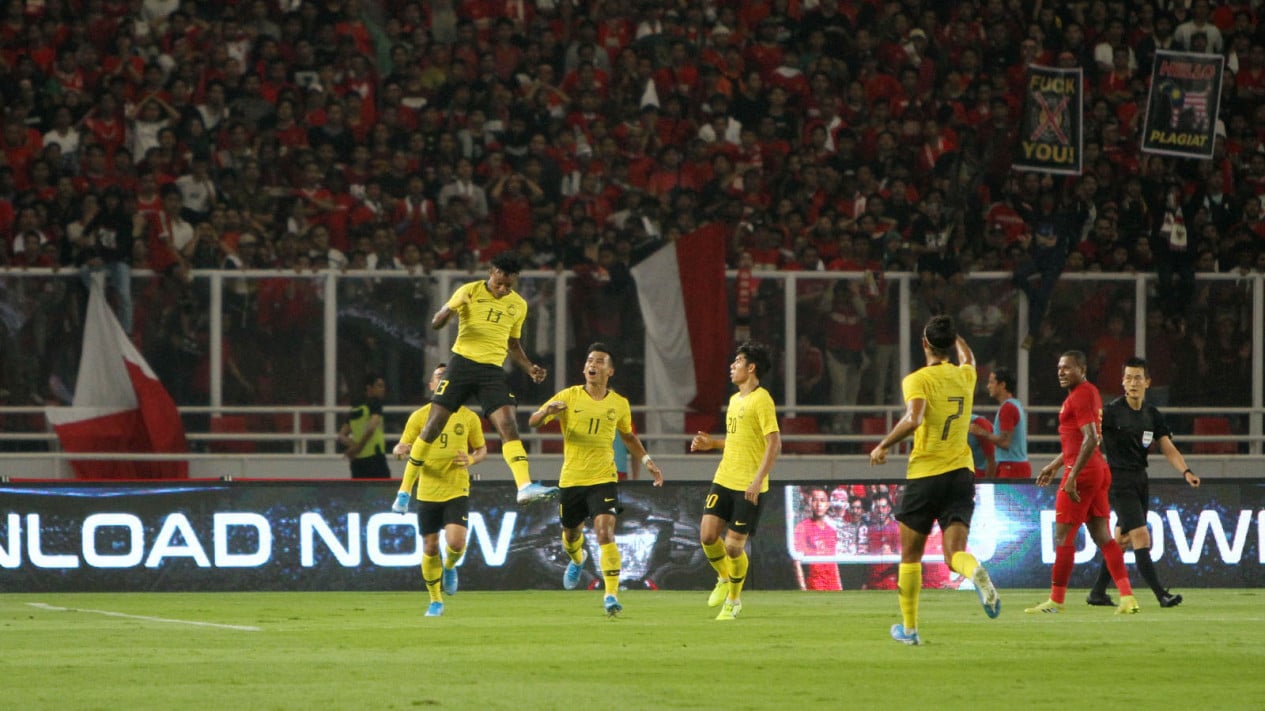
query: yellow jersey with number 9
447 280 528 366
903 362 976 479
403 404 486 501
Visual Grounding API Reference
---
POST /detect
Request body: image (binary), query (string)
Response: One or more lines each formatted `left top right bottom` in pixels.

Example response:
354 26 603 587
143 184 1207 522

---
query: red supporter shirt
1058 381 1107 473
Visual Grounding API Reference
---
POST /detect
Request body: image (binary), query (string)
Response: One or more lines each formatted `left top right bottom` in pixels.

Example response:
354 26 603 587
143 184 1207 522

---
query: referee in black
1086 357 1200 608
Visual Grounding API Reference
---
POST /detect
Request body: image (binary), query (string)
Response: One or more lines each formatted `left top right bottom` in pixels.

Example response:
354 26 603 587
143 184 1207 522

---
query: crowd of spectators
0 0 1261 442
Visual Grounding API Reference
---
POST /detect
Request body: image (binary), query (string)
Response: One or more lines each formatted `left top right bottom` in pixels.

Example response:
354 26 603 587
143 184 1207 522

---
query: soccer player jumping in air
869 315 1000 646
391 253 557 512
530 342 663 617
1027 351 1139 615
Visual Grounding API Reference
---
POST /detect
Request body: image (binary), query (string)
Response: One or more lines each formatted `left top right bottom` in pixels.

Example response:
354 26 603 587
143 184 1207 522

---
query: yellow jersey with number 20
713 387 779 493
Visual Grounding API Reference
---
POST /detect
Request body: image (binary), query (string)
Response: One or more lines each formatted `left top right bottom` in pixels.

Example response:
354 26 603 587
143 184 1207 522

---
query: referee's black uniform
1090 396 1182 606
1100 396 1171 532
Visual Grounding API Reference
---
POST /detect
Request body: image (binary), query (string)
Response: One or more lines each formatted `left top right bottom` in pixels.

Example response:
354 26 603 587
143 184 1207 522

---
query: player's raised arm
955 335 975 368
432 284 472 329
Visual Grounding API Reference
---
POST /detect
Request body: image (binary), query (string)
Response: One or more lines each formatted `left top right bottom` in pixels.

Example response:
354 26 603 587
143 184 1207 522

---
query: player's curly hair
490 252 522 275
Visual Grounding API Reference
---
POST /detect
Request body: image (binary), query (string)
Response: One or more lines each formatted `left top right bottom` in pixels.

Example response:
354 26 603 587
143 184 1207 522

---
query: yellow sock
421 553 443 603
600 542 621 596
563 533 585 564
401 438 432 495
444 545 464 569
702 539 729 580
898 562 922 631
728 552 749 601
501 439 532 489
950 551 979 579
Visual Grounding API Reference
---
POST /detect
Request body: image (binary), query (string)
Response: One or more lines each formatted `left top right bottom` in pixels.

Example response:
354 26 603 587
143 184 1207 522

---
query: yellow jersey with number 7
902 362 976 479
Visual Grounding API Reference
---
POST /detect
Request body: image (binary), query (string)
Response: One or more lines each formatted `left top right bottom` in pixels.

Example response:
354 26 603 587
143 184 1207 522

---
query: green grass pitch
3 589 1263 710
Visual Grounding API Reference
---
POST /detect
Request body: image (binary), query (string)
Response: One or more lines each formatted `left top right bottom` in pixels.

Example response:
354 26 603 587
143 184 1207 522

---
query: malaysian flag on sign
1142 50 1224 159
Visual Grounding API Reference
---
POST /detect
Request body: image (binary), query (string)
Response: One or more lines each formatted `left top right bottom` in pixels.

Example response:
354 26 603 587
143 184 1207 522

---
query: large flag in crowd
1142 49 1225 160
45 276 189 479
631 230 729 451
1014 65 1084 175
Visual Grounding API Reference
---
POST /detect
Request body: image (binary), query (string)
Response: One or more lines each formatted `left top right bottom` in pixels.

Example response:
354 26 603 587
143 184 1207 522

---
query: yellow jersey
447 280 528 366
902 361 976 479
541 385 633 487
713 387 779 493
401 404 486 501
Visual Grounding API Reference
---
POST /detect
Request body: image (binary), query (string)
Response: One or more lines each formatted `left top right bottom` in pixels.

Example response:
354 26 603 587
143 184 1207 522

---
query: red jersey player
1027 351 1139 614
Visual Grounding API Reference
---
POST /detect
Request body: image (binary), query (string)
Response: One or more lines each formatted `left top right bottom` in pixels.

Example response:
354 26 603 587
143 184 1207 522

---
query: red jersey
794 518 841 591
1058 381 1106 471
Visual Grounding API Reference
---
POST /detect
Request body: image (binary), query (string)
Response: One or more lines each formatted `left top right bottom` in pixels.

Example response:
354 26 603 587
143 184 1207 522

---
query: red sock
1050 545 1075 604
1101 539 1134 597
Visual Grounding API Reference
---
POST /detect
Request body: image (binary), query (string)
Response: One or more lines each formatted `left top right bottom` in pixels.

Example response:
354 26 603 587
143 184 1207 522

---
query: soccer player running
1026 350 1140 615
529 342 664 617
1085 357 1200 608
692 341 781 621
391 253 557 512
869 315 1000 646
970 366 1031 478
392 363 487 617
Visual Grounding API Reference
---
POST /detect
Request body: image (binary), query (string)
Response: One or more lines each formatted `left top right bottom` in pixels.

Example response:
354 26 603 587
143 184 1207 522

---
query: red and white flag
631 227 729 451
45 277 189 478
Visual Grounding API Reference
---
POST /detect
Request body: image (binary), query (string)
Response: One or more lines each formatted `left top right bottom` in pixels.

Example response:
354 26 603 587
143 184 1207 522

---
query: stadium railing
1 268 1260 476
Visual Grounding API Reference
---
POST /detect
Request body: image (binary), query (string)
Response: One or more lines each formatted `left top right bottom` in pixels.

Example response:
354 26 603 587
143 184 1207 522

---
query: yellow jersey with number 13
903 362 976 479
447 280 528 366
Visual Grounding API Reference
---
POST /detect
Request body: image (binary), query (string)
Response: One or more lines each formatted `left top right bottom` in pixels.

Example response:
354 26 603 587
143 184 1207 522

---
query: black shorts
431 353 517 414
417 496 470 536
350 454 390 479
1109 469 1150 532
702 482 764 536
559 482 622 529
895 467 975 536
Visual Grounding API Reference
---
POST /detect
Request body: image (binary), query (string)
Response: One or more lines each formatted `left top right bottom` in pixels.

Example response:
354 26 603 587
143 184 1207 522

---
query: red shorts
996 461 1032 478
1055 465 1111 525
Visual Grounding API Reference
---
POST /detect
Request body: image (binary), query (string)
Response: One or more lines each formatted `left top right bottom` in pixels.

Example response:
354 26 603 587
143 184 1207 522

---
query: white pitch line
27 602 261 631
